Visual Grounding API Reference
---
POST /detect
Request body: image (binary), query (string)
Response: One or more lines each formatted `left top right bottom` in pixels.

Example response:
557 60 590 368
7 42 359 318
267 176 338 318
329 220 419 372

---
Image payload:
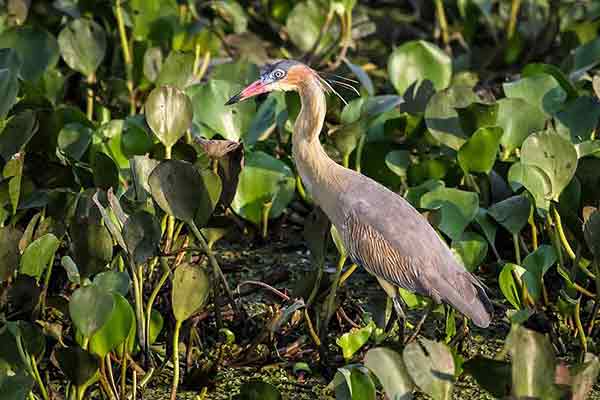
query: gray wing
338 174 493 328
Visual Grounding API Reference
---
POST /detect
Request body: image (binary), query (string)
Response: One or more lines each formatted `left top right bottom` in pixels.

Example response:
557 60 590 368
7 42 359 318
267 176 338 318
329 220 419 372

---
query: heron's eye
271 69 285 80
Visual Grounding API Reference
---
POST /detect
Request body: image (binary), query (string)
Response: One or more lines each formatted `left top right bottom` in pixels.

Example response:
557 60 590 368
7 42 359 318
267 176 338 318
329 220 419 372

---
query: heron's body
227 60 493 329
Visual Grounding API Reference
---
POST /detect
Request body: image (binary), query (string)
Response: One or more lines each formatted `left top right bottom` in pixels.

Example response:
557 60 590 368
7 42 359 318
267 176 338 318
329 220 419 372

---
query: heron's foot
392 297 406 342
449 317 470 348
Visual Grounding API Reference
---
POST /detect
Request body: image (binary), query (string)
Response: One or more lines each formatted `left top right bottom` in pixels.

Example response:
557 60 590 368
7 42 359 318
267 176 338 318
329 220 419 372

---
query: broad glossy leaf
0 226 22 282
0 110 38 161
507 162 551 211
0 26 59 81
503 74 567 115
457 126 502 174
286 0 333 53
388 40 451 95
332 365 377 400
237 380 281 400
364 347 414 399
571 36 600 77
69 285 115 338
196 168 222 226
425 85 479 150
61 255 80 284
336 321 374 361
498 263 524 309
522 63 577 98
403 339 454 400
463 356 510 398
149 160 205 222
521 130 578 201
172 263 210 321
508 325 562 399
451 231 488 272
155 51 195 89
385 150 410 178
58 122 92 160
145 85 193 149
474 208 497 249
231 151 295 226
246 94 281 146
0 48 20 119
129 0 178 42
130 156 159 202
188 80 255 141
522 245 556 301
497 98 547 154
212 1 248 34
70 222 113 278
58 18 106 76
143 46 163 82
456 102 498 136
344 59 374 96
93 152 119 190
122 211 161 265
93 271 130 296
19 233 60 279
555 96 600 142
89 293 134 358
488 195 530 235
55 346 99 386
420 187 479 240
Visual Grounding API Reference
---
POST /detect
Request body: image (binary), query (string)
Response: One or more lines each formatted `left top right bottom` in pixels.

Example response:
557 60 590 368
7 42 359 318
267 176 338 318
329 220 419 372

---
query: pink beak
225 80 268 105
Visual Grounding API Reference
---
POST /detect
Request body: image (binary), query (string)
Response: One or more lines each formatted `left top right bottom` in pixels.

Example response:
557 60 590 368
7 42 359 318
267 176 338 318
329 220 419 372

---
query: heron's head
225 60 316 105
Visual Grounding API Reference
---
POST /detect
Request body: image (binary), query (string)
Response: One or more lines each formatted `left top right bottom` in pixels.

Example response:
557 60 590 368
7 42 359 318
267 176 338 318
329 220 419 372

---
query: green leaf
93 271 131 296
212 0 248 34
231 151 295 226
130 155 160 202
70 222 113 278
19 233 60 279
521 129 578 201
58 18 106 76
0 370 34 400
456 102 498 136
497 98 547 155
55 346 99 386
69 285 115 338
420 187 479 240
0 48 20 119
129 0 178 42
149 160 205 223
457 126 503 174
503 74 567 116
364 347 414 400
508 325 562 399
462 356 510 398
3 152 24 214
196 168 222 227
61 255 80 285
425 85 479 150
403 339 455 400
93 152 119 190
498 263 524 309
521 245 556 301
0 226 22 282
388 40 452 95
555 96 600 142
58 122 92 161
522 63 578 99
143 47 163 82
171 263 210 322
0 110 38 162
155 51 195 89
0 26 59 81
145 85 193 149
336 321 375 361
385 150 410 178
488 195 530 235
286 0 333 53
188 80 255 141
122 211 161 265
332 365 377 400
571 36 600 77
89 293 134 358
451 231 488 272
507 162 551 211
236 380 281 400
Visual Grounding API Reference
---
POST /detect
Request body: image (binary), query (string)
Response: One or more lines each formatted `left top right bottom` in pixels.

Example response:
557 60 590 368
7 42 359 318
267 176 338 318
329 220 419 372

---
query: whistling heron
226 60 493 334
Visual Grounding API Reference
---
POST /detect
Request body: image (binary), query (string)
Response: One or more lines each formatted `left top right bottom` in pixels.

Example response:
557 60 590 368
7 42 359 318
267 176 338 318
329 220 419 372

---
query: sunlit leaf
336 321 374 361
89 293 134 358
503 74 567 116
403 339 454 400
488 195 530 235
58 18 106 76
420 187 479 240
145 85 193 149
364 347 414 399
172 263 210 322
19 233 60 279
69 285 115 338
457 126 502 174
93 271 130 296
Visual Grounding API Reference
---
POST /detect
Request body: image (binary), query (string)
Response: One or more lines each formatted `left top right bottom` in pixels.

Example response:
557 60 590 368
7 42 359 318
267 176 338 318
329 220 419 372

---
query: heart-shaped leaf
55 346 99 386
507 162 551 211
499 263 524 309
403 339 455 400
155 51 195 89
145 85 193 149
385 150 410 178
70 222 113 278
172 263 210 322
0 110 38 162
488 195 531 235
521 130 578 201
521 245 556 301
364 347 414 400
503 74 567 116
58 18 106 76
456 102 498 136
497 98 547 155
69 285 115 338
336 321 374 361
451 231 488 272
457 126 503 174
332 365 377 400
58 123 92 161
19 233 60 279
122 211 161 265
420 187 479 240
388 40 452 95
93 271 131 296
0 26 59 81
89 293 134 358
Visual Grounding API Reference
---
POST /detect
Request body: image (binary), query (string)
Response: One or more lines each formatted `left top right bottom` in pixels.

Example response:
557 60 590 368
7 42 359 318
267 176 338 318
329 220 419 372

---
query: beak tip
225 94 242 106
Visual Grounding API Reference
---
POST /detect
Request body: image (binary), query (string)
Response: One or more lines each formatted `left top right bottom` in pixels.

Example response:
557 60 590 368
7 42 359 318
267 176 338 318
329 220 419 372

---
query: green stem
552 204 576 260
434 0 450 47
30 356 49 400
41 253 56 318
146 258 170 349
296 176 309 203
342 152 350 169
81 337 89 351
188 220 238 313
86 74 95 120
115 0 135 115
261 201 273 239
575 298 587 359
325 255 346 325
307 259 324 308
128 258 146 353
507 0 522 40
120 345 127 399
355 134 366 173
513 233 521 265
170 320 182 400
165 145 172 160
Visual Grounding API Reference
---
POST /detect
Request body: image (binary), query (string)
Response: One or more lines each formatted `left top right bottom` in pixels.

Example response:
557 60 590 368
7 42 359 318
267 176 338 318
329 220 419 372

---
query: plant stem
304 309 321 346
342 152 350 169
507 0 522 40
115 0 135 115
552 204 576 260
296 176 308 203
339 263 358 286
146 258 171 349
120 345 127 399
40 253 56 318
30 356 49 400
513 233 521 265
128 258 146 354
355 133 366 173
434 0 450 48
325 255 346 325
165 145 172 160
528 215 538 250
86 73 95 120
188 220 238 313
170 320 182 400
261 201 273 239
575 298 587 358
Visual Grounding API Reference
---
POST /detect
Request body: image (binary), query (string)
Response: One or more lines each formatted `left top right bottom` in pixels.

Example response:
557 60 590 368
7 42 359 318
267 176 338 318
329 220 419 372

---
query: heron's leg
376 277 406 341
405 301 435 344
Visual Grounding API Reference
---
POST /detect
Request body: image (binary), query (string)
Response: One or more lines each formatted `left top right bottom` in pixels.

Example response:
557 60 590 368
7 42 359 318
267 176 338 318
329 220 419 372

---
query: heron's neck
292 77 344 221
